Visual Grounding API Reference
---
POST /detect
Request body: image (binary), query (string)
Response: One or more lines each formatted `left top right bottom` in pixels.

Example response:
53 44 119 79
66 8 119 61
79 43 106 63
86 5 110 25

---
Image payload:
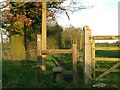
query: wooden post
42 2 47 70
79 34 82 61
37 34 42 80
72 44 77 82
0 30 2 90
37 34 42 56
83 26 92 85
91 39 95 78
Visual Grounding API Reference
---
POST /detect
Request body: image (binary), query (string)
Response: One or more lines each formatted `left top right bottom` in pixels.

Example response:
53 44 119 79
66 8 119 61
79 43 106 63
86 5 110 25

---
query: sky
57 0 119 36
0 0 119 36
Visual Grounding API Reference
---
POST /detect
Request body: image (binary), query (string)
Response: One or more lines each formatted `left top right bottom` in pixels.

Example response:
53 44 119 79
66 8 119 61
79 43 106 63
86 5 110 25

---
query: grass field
2 48 120 88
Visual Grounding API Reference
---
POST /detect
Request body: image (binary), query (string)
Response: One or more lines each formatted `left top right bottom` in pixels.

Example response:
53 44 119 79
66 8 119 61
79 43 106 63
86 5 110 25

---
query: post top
83 25 90 30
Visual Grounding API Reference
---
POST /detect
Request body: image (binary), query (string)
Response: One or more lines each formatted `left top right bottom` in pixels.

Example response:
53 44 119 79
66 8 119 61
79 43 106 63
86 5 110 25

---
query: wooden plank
92 39 96 78
95 47 120 50
95 68 120 72
83 26 92 84
79 34 82 59
92 36 120 40
95 62 120 80
42 2 47 51
96 43 120 47
42 2 47 71
37 34 42 80
95 57 119 61
72 44 77 82
37 34 42 56
42 49 72 54
52 67 62 73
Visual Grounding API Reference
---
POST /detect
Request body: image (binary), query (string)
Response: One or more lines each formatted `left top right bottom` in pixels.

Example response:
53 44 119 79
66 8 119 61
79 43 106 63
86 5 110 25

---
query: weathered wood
42 2 47 71
83 26 92 84
95 62 120 80
37 34 42 56
92 39 95 78
42 2 47 51
95 57 119 61
52 67 63 73
95 68 120 72
96 43 120 47
72 44 77 82
0 31 1 90
95 47 120 50
42 49 72 54
79 35 83 60
52 67 63 83
92 36 120 40
37 34 42 80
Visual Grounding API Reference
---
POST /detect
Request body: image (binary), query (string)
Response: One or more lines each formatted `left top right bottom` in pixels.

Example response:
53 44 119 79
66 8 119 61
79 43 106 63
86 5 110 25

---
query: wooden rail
83 26 120 83
95 57 119 61
92 36 120 40
42 49 72 54
95 62 120 80
95 68 120 72
95 47 120 50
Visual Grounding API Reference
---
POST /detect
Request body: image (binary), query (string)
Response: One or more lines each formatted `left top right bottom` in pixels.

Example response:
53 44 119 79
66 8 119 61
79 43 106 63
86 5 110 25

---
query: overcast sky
57 0 119 36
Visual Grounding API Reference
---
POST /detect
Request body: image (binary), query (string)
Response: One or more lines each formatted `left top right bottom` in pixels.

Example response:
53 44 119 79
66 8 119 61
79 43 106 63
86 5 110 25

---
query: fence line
83 26 120 84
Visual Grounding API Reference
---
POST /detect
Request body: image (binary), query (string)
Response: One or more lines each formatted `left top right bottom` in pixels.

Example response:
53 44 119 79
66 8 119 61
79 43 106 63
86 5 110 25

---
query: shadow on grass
2 59 85 88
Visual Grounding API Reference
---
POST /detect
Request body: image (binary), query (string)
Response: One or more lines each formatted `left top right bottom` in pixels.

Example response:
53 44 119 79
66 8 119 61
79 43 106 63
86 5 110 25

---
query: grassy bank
2 50 120 88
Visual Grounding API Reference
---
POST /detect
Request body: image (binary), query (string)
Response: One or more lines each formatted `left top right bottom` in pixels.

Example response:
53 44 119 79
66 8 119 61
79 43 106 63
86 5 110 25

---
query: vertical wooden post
79 34 82 61
37 34 42 80
42 2 47 70
91 39 95 78
0 31 2 90
83 26 92 85
72 44 77 82
37 34 42 56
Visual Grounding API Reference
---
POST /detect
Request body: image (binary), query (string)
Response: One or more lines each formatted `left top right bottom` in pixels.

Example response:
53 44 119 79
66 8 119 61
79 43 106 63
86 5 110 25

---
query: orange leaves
34 2 42 7
25 18 32 27
10 14 33 27
49 12 54 17
52 17 55 21
47 12 56 21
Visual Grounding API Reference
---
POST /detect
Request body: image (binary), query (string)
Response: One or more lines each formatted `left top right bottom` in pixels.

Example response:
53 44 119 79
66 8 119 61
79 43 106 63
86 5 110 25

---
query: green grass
94 48 119 88
96 50 120 58
2 56 84 88
2 60 40 88
2 49 120 88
